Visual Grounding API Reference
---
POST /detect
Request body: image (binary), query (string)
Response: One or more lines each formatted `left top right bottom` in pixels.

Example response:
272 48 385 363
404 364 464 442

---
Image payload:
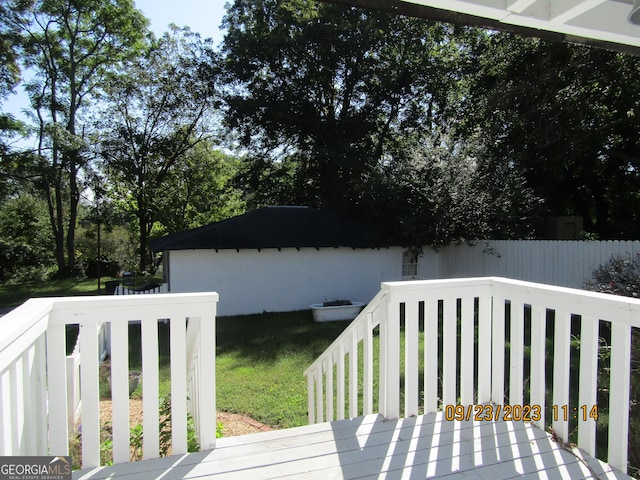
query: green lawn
108 311 351 429
215 311 350 428
0 277 114 308
0 276 164 308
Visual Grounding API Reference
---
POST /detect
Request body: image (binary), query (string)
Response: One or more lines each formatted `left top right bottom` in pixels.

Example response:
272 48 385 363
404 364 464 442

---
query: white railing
0 292 218 468
304 277 640 474
114 283 169 295
65 340 81 435
186 315 216 445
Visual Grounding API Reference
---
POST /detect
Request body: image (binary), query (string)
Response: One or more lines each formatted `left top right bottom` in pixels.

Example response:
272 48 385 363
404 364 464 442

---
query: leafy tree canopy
222 0 465 215
153 143 245 236
378 129 542 248
464 34 640 239
0 193 55 282
14 0 149 275
99 27 222 271
222 0 540 247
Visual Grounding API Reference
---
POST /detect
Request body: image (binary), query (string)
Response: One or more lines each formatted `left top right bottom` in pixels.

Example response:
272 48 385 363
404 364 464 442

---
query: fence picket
578 317 598 457
142 317 160 459
80 321 100 468
509 301 524 406
477 295 492 404
11 356 23 454
381 292 400 420
325 357 334 422
608 322 631 474
529 305 546 429
316 366 323 423
307 372 315 424
460 296 474 406
404 298 419 417
424 299 438 413
442 296 457 407
363 311 374 415
0 371 8 454
110 320 130 464
491 297 506 405
552 311 571 442
46 323 68 456
336 344 345 420
170 316 188 455
349 331 358 418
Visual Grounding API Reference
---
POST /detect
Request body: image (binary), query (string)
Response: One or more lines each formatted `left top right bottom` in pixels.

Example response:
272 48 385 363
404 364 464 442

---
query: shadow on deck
73 412 632 480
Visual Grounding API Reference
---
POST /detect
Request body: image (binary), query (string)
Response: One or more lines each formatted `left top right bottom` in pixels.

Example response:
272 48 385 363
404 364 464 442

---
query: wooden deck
73 412 632 480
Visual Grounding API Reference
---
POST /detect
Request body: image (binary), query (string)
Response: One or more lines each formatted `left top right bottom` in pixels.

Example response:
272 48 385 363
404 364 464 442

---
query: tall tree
0 1 23 98
99 27 218 272
464 34 640 238
222 0 463 216
379 128 541 247
0 192 55 282
153 142 245 236
0 0 30 196
17 0 147 275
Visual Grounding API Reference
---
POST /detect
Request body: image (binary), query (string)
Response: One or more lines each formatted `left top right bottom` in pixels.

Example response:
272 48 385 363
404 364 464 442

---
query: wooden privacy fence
438 240 640 288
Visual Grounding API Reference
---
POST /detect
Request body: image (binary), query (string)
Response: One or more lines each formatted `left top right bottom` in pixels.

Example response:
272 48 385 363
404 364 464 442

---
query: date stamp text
443 404 599 422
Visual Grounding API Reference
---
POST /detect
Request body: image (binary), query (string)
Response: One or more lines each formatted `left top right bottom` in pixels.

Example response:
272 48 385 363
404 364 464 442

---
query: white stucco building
150 206 436 316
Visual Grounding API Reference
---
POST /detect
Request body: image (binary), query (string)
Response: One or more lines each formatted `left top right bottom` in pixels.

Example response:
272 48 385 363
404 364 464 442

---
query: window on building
402 250 419 279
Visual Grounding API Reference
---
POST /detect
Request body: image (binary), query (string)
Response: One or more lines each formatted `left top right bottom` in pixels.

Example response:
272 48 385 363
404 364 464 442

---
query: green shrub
585 253 640 297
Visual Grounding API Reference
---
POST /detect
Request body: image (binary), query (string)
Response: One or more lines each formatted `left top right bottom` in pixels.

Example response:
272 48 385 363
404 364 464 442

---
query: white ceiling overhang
407 0 639 46
319 0 640 54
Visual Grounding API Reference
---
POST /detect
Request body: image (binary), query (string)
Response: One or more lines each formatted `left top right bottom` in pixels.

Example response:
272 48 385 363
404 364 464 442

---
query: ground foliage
0 193 54 281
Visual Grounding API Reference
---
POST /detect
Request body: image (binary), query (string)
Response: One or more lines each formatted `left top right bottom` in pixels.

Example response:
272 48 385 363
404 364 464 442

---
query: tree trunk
138 210 155 273
137 189 153 273
66 71 79 272
39 109 66 274
66 154 80 271
44 181 66 273
139 218 148 273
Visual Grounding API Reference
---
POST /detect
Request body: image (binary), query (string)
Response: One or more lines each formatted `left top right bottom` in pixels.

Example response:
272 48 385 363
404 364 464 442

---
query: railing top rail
488 276 640 327
0 292 220 355
48 292 219 325
50 292 218 309
383 276 640 327
381 276 496 291
0 298 52 355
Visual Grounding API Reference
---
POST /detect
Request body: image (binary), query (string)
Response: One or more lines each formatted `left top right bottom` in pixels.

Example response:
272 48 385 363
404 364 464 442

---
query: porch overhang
317 0 640 55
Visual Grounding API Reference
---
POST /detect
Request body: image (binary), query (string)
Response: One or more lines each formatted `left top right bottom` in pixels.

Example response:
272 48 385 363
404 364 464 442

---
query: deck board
73 412 632 480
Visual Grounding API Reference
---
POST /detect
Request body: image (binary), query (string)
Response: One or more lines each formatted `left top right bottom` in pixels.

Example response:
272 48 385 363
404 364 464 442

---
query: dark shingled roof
149 206 391 252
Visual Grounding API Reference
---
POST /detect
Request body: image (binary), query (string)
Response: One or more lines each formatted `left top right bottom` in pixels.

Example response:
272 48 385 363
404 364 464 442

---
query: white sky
2 1 229 122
